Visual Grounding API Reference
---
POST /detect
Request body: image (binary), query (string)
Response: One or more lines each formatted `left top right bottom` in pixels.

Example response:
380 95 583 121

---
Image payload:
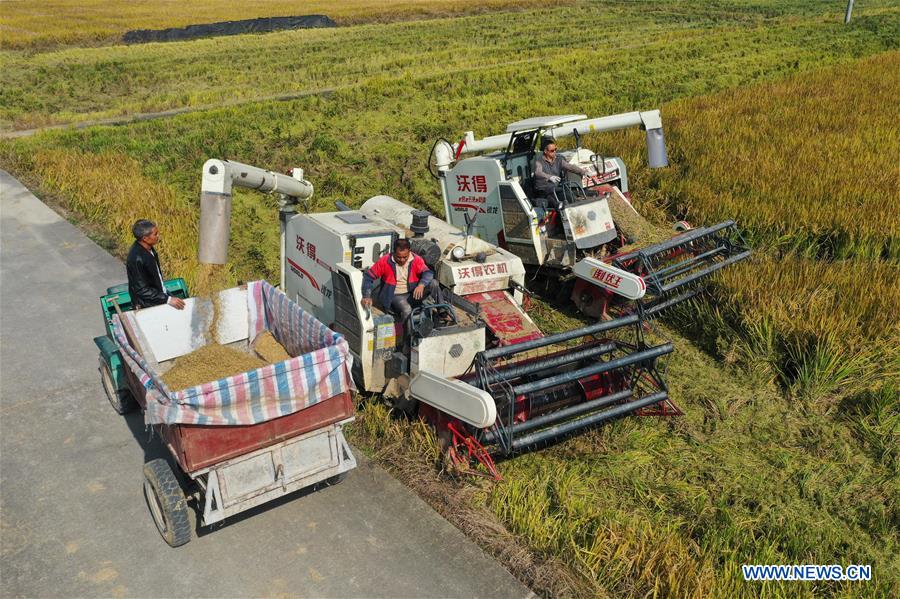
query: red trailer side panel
169 392 354 473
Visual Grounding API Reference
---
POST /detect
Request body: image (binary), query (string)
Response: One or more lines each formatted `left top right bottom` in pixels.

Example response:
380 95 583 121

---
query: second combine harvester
430 110 751 318
198 109 749 475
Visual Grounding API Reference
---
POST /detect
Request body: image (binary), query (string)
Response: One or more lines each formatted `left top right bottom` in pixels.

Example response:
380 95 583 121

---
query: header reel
615 220 751 316
462 313 677 459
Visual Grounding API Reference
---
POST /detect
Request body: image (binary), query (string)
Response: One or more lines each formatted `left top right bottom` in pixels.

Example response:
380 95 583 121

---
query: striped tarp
112 280 354 426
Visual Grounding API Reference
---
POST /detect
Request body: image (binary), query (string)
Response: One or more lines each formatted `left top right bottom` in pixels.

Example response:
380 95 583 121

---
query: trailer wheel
99 358 137 415
324 471 349 486
143 459 192 547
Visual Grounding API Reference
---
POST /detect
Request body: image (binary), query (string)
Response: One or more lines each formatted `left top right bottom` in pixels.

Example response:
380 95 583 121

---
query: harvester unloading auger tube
430 110 751 318
198 159 678 479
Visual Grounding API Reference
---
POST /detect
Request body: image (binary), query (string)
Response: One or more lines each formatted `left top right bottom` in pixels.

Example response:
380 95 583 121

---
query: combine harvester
197 141 694 476
429 110 751 318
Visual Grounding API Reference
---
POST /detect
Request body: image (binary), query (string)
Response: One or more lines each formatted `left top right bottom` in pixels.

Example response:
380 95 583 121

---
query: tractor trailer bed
100 280 356 545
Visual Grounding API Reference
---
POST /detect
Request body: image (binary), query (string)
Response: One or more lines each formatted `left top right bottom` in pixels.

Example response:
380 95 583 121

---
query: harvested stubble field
1 1 898 596
0 0 558 49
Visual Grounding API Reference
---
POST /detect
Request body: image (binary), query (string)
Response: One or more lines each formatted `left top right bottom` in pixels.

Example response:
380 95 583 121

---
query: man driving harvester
533 137 590 213
360 238 444 325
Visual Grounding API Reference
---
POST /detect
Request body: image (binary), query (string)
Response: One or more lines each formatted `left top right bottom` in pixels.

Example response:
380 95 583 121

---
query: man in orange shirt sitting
360 238 444 324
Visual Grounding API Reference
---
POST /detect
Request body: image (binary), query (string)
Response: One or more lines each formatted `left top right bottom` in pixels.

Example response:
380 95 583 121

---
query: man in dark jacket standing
360 238 442 323
126 219 185 310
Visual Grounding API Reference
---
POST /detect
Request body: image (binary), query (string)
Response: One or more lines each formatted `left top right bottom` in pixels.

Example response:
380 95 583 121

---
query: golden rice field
623 53 900 261
607 51 899 405
1 1 898 596
0 0 557 49
3 1 898 131
0 1 811 130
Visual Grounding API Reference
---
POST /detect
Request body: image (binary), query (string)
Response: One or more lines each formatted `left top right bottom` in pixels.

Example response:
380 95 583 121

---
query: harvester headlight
451 246 466 261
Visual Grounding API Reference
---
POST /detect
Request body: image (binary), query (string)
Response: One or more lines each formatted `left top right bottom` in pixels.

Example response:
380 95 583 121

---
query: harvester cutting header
430 110 750 318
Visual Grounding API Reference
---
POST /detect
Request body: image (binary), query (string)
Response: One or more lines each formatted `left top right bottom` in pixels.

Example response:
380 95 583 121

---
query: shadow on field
123 15 336 44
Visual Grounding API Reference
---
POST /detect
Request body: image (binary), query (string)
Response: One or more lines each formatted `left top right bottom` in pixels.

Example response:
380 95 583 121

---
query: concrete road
0 170 531 598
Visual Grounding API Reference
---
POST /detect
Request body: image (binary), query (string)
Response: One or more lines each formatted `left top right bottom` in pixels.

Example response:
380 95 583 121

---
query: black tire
142 459 192 547
324 471 349 486
99 358 137 415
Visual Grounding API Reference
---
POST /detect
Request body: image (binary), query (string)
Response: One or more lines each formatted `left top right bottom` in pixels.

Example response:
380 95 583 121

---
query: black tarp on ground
123 15 336 44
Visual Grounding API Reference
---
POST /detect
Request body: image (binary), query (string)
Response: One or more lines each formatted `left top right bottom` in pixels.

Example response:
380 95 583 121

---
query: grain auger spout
198 158 313 288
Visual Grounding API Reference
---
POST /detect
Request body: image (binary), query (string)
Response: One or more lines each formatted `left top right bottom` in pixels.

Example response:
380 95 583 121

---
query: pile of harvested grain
162 344 267 391
160 265 282 392
607 193 671 250
252 330 292 363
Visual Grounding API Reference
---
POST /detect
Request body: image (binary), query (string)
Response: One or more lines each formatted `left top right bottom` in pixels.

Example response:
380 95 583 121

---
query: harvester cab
197 159 677 476
431 110 751 318
283 196 520 400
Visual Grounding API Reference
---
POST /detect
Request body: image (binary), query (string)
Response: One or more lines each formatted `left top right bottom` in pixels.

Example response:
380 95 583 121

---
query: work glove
549 175 561 184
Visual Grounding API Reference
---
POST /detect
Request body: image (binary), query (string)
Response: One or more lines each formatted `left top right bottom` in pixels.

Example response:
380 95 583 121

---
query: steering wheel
550 177 587 208
409 304 458 346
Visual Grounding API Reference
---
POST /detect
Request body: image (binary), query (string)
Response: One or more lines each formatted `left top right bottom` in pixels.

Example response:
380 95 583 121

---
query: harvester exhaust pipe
410 210 430 237
199 158 313 265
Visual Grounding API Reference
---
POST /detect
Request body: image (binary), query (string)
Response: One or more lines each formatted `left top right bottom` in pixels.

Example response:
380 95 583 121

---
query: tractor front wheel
99 358 137 415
